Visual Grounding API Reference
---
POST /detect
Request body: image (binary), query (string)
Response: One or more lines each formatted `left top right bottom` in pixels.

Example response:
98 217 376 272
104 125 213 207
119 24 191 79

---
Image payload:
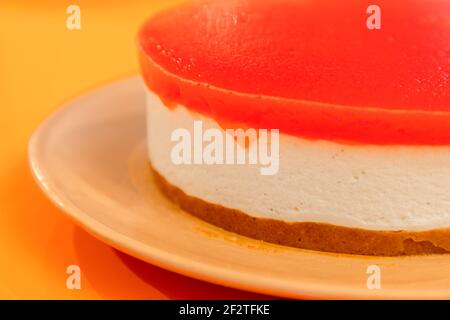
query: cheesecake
138 0 450 256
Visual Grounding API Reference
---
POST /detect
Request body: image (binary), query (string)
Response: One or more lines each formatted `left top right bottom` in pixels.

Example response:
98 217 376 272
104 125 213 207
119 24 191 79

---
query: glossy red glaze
139 0 450 144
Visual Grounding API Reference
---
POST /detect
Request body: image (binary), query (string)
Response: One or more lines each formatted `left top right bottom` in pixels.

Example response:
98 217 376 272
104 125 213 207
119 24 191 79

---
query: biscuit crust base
152 166 450 256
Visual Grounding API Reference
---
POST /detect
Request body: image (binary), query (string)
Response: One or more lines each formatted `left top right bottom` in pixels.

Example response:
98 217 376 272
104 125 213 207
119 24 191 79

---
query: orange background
0 0 267 299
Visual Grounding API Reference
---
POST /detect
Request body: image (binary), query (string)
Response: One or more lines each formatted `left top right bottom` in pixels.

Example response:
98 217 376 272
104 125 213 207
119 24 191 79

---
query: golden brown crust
151 166 450 256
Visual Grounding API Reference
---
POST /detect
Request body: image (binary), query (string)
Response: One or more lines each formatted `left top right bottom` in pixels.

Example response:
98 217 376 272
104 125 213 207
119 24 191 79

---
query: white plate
28 77 450 299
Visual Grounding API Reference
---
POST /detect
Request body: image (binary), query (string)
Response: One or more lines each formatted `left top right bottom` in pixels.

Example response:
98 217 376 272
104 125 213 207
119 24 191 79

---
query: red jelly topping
138 0 450 144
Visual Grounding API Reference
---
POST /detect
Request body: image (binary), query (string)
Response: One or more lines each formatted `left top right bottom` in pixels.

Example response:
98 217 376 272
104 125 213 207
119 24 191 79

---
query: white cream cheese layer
146 90 450 231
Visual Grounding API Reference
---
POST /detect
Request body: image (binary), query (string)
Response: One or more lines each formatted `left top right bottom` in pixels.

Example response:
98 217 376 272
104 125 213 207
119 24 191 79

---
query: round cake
138 0 450 256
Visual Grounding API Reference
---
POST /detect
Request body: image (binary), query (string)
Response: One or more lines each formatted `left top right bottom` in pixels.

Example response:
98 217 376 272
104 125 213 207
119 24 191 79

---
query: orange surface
0 0 268 299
